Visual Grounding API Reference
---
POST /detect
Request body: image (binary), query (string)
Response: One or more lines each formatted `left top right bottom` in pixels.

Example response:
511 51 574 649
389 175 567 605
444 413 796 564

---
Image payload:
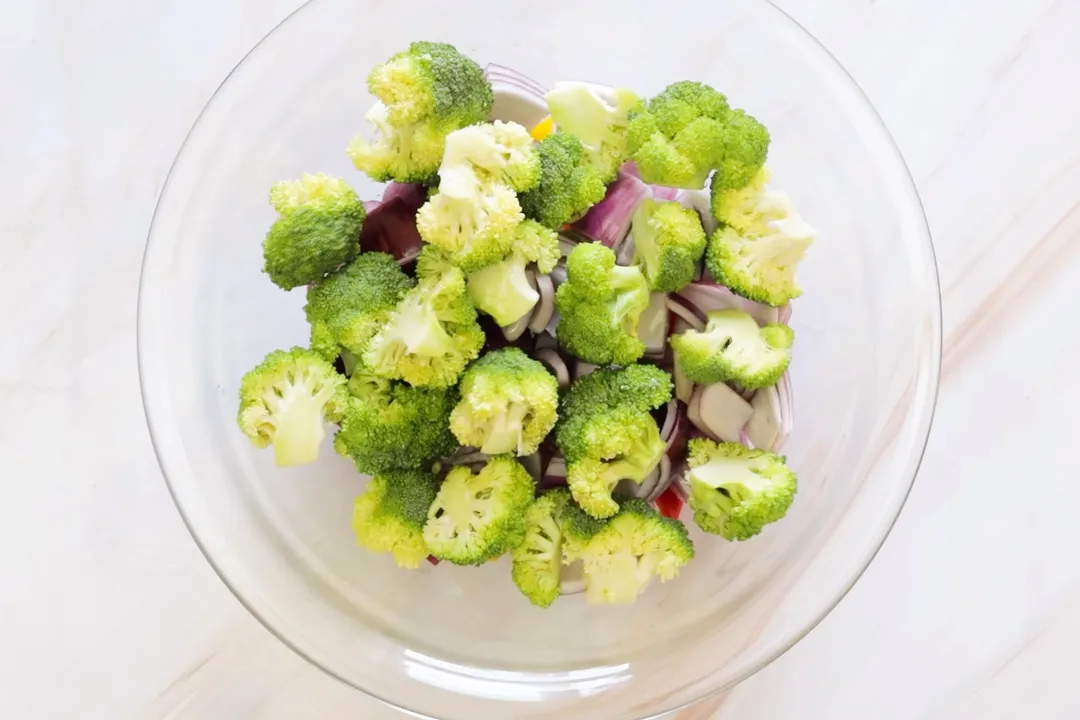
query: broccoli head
626 81 769 190
362 257 485 387
631 198 708 292
554 242 650 365
562 498 694 604
519 132 607 229
450 348 559 456
416 178 525 273
686 438 796 541
466 220 559 326
347 102 451 184
556 365 673 518
262 174 365 290
511 488 571 608
670 309 793 389
352 469 440 569
423 456 536 565
544 82 641 183
334 381 458 475
707 167 817 306
367 41 492 129
237 347 348 467
440 121 541 194
304 252 414 362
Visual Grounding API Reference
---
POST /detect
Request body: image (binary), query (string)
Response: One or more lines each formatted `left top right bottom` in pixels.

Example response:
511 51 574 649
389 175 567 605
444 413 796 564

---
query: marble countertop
5 0 1080 717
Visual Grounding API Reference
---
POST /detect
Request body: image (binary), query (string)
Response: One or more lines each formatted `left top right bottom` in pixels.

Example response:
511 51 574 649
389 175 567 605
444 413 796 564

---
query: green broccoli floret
367 41 492 129
261 174 366 290
237 347 348 467
352 469 440 569
449 348 559 456
423 456 536 565
544 82 641 183
519 132 607 229
416 177 525 273
686 438 796 541
712 109 770 192
334 381 458 475
554 243 650 365
670 309 793 389
556 365 673 518
707 167 817 306
626 81 769 190
562 498 694 604
631 198 708 292
347 103 450 184
465 220 559 326
362 258 485 387
440 121 540 194
511 489 571 608
304 253 414 362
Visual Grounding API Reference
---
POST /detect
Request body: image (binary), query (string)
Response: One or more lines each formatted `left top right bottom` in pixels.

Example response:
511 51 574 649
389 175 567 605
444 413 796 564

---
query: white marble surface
4 0 1080 717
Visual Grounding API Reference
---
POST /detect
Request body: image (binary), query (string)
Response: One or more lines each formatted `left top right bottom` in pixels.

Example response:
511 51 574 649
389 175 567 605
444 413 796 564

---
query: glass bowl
138 0 940 717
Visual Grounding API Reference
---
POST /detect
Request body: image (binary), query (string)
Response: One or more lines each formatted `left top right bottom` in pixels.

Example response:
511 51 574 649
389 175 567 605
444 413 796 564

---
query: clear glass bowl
138 0 940 717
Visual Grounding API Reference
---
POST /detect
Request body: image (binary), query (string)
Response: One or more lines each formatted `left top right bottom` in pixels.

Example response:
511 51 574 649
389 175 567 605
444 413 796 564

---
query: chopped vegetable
686 438 796 540
352 469 441 569
545 81 641 182
466 220 560 326
237 347 349 467
519 132 607 229
511 488 571 607
671 309 793 389
631 198 708 293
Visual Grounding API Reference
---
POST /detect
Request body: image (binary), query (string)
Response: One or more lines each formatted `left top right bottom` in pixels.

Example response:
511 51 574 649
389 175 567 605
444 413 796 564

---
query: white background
4 0 1080 717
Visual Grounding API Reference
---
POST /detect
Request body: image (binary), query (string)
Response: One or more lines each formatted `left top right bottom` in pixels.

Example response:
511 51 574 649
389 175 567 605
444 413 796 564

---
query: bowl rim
137 1 942 717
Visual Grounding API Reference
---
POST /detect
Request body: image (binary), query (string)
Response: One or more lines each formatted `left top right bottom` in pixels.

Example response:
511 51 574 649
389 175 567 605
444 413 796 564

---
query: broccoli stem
479 401 530 455
396 295 453 356
270 381 337 466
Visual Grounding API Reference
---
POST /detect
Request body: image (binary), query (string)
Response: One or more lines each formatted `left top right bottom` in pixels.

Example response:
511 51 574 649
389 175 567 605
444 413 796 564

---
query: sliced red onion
533 332 558 351
358 197 425 262
533 348 570 389
557 236 578 260
484 64 549 129
622 161 641 179
363 200 381 213
745 385 781 451
615 234 637 266
540 456 568 490
688 384 754 443
571 169 649 250
615 464 660 501
671 466 691 503
659 400 679 442
778 303 793 325
395 245 422 267
639 293 670 357
521 453 543 483
666 296 706 331
528 273 556 334
575 361 598 379
671 188 719 236
664 402 689 462
774 372 794 451
646 454 674 502
448 450 488 466
677 282 782 327
650 185 681 201
544 309 561 338
502 311 532 343
739 429 754 448
381 182 427 211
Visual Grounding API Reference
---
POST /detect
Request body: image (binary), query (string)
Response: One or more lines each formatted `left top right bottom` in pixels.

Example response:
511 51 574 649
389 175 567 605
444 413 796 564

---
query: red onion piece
739 430 754 448
774 372 794 451
778 303 793 325
381 182 428 210
615 234 637 266
571 170 649 250
664 402 689 462
671 188 719 236
426 555 441 566
666 296 706 331
484 64 549 128
650 185 681 201
622 161 641 179
659 400 679 441
677 281 782 327
521 453 543 483
363 200 381 213
359 197 424 262
646 455 674 502
528 273 556 334
691 383 754 443
540 456 568 490
533 348 570 389
484 63 548 97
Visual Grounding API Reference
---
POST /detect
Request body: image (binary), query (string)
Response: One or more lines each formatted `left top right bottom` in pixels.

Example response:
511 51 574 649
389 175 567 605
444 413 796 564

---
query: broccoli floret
261 174 365 290
362 258 484 387
416 177 525 273
347 102 450 184
544 82 641 183
237 347 348 467
712 109 770 192
556 365 673 518
707 167 816 306
352 469 440 569
304 253 414 362
670 309 793 389
519 132 607 229
627 81 769 190
511 488 571 608
334 381 458 475
631 198 707 292
449 348 559 456
686 438 796 540
562 498 693 604
440 121 540 194
466 220 559 326
423 456 536 565
554 243 650 365
367 41 492 129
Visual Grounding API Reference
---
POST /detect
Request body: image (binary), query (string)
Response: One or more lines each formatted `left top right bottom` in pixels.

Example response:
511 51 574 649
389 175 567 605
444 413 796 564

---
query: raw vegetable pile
236 42 817 607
